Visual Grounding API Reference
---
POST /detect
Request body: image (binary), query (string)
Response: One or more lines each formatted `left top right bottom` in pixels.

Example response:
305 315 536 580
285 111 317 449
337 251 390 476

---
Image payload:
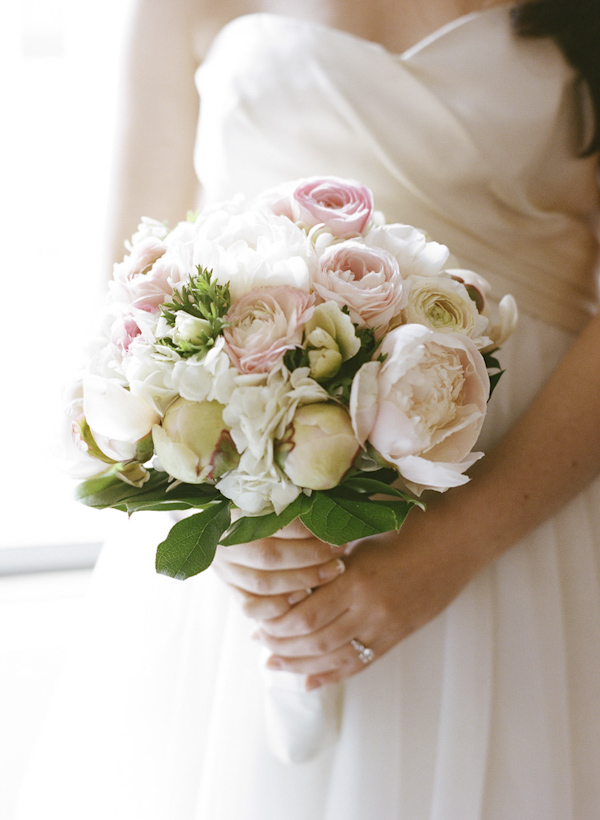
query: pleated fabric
16 6 600 819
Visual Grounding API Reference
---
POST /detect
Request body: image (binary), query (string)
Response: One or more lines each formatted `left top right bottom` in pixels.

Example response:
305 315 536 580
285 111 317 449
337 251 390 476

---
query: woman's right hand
212 521 347 622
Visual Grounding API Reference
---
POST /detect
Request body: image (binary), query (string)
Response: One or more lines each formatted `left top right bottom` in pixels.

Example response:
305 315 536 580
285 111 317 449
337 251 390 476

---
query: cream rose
223 286 314 374
350 324 489 493
403 273 489 345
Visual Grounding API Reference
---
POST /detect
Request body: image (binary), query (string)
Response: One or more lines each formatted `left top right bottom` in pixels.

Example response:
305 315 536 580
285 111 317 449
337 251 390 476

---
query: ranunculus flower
313 241 406 336
111 236 173 309
403 274 489 345
223 286 314 374
350 324 490 493
275 403 360 490
152 398 239 484
272 177 374 238
111 313 144 355
110 306 159 358
303 302 361 382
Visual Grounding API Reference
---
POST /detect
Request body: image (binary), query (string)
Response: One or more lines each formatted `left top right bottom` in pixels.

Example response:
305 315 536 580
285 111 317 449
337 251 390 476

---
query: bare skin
213 312 600 688
112 0 600 687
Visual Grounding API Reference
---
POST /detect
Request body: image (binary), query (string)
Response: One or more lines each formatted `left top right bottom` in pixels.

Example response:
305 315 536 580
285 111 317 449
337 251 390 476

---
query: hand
212 519 347 621
252 500 490 689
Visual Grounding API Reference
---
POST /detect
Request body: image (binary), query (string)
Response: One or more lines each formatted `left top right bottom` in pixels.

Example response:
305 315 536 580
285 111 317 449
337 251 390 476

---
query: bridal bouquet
66 177 517 579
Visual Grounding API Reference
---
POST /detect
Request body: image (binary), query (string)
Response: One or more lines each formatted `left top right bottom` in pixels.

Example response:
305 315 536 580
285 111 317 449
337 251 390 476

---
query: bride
17 0 600 818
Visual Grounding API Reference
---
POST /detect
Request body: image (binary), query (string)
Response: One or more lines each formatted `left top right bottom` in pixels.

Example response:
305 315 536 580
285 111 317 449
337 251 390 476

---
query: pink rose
274 177 374 238
223 286 315 374
350 324 490 493
313 241 406 336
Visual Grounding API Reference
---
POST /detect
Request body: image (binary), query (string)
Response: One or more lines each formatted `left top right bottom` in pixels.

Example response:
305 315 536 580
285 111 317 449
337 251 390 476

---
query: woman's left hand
253 500 489 689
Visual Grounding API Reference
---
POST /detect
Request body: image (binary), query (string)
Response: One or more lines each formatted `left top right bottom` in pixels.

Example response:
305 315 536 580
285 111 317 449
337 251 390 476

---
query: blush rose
273 177 374 238
313 241 406 336
223 286 314 374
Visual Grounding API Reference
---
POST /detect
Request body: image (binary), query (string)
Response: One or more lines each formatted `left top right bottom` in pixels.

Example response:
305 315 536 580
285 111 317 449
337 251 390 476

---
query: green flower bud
153 398 239 484
276 403 359 490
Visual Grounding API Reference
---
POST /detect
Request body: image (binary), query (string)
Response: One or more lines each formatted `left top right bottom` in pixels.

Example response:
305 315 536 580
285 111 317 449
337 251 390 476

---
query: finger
255 609 354 657
258 584 348 637
216 537 346 571
229 586 313 621
214 556 346 596
265 641 361 677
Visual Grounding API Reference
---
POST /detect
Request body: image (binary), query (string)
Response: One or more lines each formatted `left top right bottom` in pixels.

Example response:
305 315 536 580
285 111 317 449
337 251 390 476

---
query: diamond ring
350 639 375 664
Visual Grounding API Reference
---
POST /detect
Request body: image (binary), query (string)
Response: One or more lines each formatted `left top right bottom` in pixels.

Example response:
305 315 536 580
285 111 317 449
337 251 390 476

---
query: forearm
106 0 205 266
439 310 600 569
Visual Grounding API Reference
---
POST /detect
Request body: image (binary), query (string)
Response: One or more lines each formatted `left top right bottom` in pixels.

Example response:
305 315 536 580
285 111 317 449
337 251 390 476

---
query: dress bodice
194 6 599 332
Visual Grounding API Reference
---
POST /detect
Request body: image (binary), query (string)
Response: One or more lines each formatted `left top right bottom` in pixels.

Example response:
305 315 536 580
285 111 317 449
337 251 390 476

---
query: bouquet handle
262 655 343 763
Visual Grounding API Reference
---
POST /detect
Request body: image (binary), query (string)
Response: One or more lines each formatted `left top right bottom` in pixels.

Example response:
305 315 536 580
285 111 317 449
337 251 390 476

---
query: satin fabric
16 7 600 819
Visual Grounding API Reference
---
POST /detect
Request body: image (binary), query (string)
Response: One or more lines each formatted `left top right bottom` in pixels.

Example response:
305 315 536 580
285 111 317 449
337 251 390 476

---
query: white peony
191 205 317 301
350 324 490 494
364 223 450 278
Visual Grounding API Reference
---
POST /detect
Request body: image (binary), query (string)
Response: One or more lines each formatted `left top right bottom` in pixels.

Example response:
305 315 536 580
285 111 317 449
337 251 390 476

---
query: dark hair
511 0 600 154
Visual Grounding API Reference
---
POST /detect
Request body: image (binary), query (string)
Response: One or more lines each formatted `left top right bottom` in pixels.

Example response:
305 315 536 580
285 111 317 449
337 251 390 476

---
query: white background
1 2 136 816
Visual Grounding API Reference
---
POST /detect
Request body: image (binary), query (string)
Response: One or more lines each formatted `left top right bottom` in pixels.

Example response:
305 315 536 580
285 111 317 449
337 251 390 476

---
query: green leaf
76 469 220 512
121 495 221 514
159 266 231 359
155 501 231 580
340 476 424 507
299 492 415 546
483 348 505 399
75 471 162 509
220 494 313 546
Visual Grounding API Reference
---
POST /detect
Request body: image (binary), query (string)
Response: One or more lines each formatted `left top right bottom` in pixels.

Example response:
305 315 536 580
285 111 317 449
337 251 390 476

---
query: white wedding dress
16 7 600 819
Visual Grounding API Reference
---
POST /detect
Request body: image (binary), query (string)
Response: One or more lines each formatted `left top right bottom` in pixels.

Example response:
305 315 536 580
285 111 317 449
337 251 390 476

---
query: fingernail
318 558 345 581
266 656 283 670
288 588 312 606
306 676 326 691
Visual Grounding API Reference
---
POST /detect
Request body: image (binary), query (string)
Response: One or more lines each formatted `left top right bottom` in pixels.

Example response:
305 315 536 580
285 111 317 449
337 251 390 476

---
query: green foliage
283 322 380 404
220 494 313 546
158 266 231 358
483 349 505 398
75 468 220 514
76 459 423 581
324 326 379 402
155 502 231 580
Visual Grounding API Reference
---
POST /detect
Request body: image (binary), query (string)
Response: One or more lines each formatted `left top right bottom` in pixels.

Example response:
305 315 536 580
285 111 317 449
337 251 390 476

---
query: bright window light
0 1 136 554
